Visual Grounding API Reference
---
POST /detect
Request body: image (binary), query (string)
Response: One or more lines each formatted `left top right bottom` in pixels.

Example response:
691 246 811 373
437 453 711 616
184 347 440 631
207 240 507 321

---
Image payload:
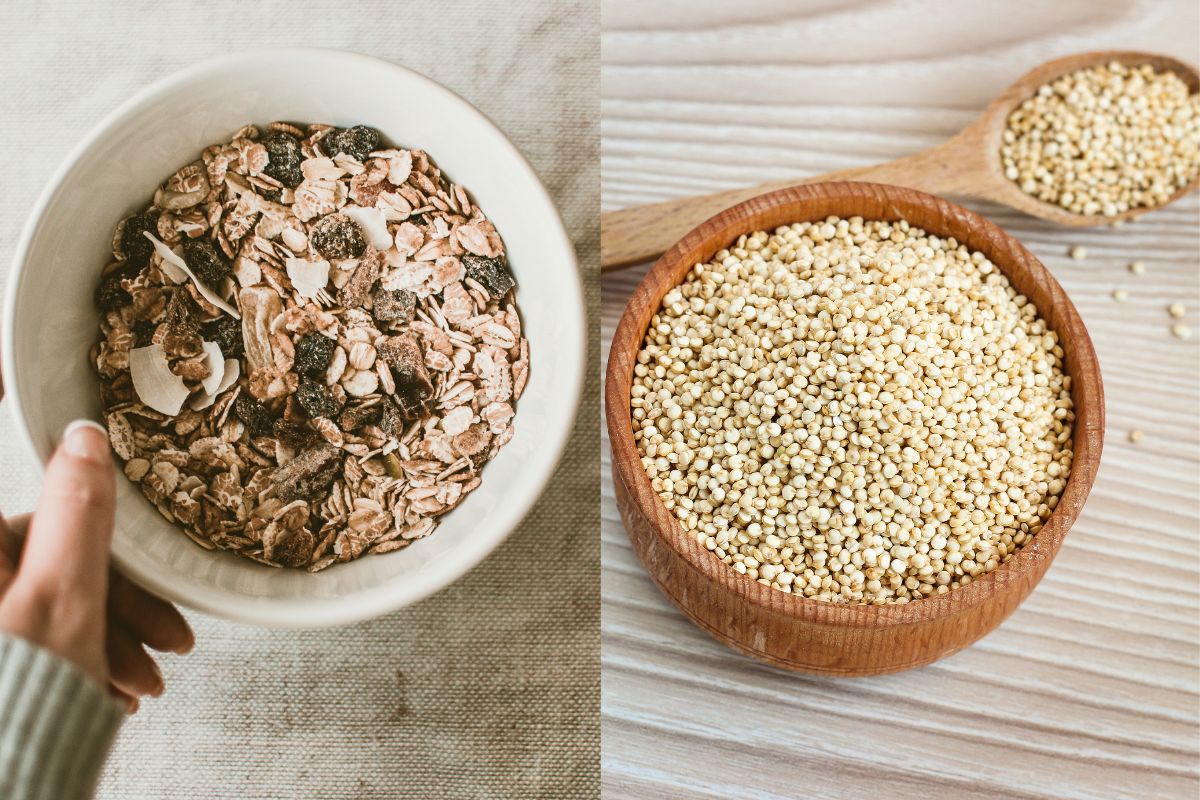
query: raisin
378 333 434 420
132 320 156 347
202 317 244 358
322 125 380 162
295 376 344 419
119 210 160 269
294 333 336 376
311 213 366 260
273 418 317 449
261 131 304 188
273 444 342 503
182 236 231 286
371 286 416 326
235 396 275 437
95 275 131 311
462 255 515 299
338 403 382 432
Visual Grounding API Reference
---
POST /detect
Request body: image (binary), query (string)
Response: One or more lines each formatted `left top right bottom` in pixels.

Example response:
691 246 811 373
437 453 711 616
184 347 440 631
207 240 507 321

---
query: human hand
0 421 194 712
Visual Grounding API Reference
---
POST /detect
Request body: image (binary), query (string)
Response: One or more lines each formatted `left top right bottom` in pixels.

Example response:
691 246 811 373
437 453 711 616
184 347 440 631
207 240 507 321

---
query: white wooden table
601 3 1200 797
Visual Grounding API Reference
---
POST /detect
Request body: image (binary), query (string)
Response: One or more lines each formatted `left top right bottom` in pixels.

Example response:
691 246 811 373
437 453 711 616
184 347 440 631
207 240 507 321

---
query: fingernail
62 419 111 463
149 660 165 696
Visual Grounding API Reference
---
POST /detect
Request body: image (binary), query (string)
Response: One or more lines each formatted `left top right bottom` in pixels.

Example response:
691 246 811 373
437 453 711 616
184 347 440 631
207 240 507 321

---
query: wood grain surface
601 1 1199 797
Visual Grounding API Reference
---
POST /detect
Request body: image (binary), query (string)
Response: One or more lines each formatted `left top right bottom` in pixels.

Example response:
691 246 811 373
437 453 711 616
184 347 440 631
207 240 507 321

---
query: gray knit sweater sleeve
0 634 124 800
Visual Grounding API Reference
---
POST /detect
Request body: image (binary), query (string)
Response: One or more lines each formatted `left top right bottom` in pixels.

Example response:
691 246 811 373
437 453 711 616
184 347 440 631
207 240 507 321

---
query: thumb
13 420 116 606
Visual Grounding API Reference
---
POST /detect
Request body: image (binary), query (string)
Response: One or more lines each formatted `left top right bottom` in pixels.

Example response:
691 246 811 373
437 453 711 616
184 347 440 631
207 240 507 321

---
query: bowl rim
605 180 1104 629
2 47 586 627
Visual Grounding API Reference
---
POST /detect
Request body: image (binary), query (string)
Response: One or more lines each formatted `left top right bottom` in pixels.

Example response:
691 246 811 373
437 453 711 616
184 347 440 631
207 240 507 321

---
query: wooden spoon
601 50 1200 271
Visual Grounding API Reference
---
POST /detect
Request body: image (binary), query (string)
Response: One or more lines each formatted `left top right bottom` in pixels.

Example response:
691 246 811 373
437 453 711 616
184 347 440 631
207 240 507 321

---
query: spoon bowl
601 50 1200 270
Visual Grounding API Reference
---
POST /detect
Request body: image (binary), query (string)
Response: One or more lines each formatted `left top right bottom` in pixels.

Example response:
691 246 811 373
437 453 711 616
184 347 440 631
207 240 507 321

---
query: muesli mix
92 122 527 571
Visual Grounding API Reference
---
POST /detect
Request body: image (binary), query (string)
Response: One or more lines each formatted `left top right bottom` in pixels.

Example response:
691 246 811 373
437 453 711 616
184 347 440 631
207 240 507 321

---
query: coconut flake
199 341 225 395
129 344 191 416
189 359 240 410
341 205 392 250
144 231 241 319
286 257 331 299
145 234 190 284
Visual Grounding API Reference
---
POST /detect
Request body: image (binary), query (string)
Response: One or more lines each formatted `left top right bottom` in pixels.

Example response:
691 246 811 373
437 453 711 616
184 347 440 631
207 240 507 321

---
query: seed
1111 289 1128 302
1128 261 1145 275
1001 61 1200 216
1171 323 1192 340
1128 429 1143 444
631 217 1074 605
1068 245 1087 260
1168 303 1186 319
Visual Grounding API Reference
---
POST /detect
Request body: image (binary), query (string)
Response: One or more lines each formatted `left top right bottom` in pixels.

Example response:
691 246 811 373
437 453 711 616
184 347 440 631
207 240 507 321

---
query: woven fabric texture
0 2 599 797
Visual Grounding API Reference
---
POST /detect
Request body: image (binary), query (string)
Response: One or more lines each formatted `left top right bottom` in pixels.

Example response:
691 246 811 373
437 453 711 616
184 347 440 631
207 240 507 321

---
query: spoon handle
601 130 989 271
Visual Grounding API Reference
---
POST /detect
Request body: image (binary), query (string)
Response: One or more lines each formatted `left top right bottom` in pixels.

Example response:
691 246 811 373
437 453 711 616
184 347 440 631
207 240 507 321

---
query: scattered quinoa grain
1168 303 1186 318
1001 61 1200 216
1068 245 1087 260
1111 289 1128 302
1128 261 1145 275
631 217 1075 605
1128 429 1144 443
1171 323 1192 340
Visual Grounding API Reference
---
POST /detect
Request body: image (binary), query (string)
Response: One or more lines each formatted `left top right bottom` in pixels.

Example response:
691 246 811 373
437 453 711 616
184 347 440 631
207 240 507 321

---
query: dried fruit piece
378 333 433 420
273 444 341 503
339 403 382 432
132 320 156 347
96 272 133 311
371 287 415 326
296 376 344 419
202 317 244 358
378 397 406 438
119 210 160 268
182 236 232 286
337 245 382 308
294 333 336 376
159 289 203 358
261 131 304 187
234 395 275 437
322 125 379 161
310 213 366 260
462 255 515 298
273 418 318 449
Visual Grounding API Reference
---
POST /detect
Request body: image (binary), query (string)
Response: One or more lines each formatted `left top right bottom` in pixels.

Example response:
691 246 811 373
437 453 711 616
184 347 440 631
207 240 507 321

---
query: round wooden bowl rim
605 181 1105 629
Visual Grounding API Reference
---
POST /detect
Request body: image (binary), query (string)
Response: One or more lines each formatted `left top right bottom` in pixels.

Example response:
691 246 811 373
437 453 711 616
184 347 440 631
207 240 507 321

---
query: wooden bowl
605 182 1105 676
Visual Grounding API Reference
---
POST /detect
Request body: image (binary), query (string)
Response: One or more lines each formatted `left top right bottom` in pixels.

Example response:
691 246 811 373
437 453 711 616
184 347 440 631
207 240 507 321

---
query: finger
0 515 18 592
108 684 140 714
15 421 116 608
109 571 195 654
105 623 163 698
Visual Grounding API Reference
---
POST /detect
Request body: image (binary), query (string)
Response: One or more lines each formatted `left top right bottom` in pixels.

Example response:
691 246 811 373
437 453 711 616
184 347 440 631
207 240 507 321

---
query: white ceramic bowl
3 49 584 627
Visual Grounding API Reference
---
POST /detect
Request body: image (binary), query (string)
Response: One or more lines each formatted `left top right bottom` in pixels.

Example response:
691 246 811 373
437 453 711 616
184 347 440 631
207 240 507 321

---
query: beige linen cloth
0 2 599 797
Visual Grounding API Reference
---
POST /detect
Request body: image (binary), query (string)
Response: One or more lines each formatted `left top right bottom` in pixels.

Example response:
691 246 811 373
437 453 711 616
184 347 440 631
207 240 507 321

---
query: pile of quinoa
631 217 1075 604
1001 60 1200 217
